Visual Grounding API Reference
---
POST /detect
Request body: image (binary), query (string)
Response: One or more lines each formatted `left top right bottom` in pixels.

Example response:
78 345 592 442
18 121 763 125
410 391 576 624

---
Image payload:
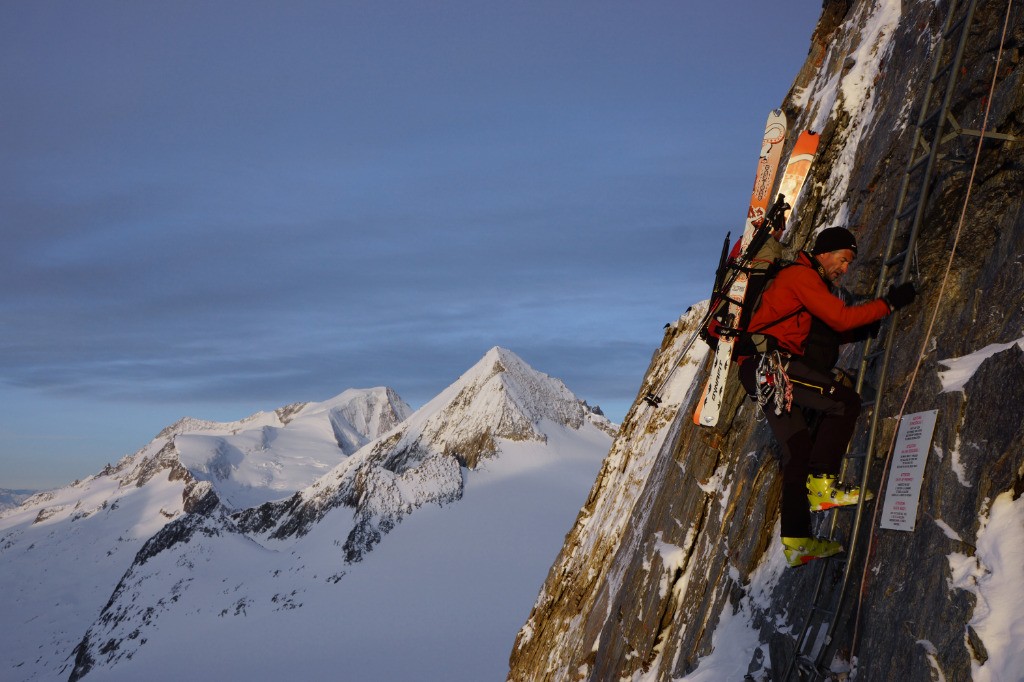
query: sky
1 1 821 490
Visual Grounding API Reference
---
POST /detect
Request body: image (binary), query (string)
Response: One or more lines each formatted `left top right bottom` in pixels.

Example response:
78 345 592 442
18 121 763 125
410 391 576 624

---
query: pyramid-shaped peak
448 347 574 412
468 345 529 375
461 346 562 388
399 347 593 470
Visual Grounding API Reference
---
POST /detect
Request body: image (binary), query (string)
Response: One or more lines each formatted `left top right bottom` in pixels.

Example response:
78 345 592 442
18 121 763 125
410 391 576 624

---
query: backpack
700 238 787 352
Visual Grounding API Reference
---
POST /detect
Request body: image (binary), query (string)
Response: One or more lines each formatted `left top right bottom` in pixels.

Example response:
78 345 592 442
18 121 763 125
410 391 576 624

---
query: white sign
880 410 939 532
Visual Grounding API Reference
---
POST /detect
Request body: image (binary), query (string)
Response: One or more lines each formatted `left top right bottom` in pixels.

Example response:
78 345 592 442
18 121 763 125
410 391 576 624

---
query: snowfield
0 349 612 682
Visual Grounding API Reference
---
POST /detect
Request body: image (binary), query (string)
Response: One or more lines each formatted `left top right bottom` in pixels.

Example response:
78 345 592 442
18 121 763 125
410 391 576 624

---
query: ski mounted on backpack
642 125 820 413
701 196 790 346
696 128 819 426
642 109 790 409
641 195 789 409
721 129 820 341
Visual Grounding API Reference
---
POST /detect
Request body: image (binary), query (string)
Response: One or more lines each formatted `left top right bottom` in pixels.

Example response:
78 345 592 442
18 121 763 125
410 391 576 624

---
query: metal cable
849 0 1016 661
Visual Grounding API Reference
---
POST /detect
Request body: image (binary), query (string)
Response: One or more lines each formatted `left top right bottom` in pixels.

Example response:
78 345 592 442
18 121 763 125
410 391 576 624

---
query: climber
736 226 916 567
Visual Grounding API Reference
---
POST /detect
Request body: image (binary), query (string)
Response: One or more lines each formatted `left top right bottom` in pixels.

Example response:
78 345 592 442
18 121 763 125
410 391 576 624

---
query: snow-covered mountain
0 488 37 514
0 386 409 682
173 387 411 509
233 346 614 562
0 348 613 682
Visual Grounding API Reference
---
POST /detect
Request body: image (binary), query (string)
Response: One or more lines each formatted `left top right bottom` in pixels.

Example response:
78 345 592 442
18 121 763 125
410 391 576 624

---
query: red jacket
748 251 891 356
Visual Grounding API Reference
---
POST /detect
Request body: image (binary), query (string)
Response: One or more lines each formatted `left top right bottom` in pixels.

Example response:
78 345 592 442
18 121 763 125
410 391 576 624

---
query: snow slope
2 349 612 682
80 425 609 682
0 387 410 681
175 387 411 508
0 488 38 514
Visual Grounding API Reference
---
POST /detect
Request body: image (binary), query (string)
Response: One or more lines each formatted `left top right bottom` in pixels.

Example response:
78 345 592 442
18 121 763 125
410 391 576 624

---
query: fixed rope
849 0 1016 659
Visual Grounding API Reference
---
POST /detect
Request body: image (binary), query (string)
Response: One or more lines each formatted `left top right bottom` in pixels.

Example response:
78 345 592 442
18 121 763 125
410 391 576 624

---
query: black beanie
812 227 858 255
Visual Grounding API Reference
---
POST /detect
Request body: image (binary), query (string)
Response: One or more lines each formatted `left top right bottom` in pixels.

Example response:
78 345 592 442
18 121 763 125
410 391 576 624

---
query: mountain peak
417 347 592 467
172 387 411 509
237 348 612 562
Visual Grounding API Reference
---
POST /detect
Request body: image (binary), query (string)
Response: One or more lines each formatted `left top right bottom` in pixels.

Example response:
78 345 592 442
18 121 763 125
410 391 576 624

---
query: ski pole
643 194 790 408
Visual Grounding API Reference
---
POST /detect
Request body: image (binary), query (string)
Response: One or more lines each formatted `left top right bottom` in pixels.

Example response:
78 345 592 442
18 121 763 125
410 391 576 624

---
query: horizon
1 1 820 489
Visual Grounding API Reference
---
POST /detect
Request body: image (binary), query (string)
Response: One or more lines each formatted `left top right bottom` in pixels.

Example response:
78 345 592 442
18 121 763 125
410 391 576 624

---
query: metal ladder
781 0 1018 677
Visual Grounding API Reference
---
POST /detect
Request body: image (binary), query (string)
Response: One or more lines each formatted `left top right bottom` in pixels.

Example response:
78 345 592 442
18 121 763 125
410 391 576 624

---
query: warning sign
880 410 938 532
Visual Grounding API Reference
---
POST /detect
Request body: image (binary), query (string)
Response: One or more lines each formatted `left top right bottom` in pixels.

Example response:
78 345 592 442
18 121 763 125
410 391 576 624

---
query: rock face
508 1 1024 680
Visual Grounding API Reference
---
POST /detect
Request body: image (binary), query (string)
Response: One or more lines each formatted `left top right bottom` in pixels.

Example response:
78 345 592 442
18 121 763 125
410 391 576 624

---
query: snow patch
937 337 1024 392
916 640 947 682
933 518 962 542
635 523 790 682
948 435 972 488
697 463 727 497
946 491 1024 680
800 0 903 223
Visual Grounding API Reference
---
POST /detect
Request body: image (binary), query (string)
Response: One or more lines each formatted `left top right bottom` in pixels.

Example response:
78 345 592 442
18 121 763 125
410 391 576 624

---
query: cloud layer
1 1 819 487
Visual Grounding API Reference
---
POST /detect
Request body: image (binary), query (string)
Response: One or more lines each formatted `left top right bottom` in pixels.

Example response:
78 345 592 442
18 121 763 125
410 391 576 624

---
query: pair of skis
642 110 819 425
696 113 819 426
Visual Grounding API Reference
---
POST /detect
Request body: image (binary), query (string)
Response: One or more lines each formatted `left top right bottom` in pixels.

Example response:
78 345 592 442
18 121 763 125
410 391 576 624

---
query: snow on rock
42 348 613 682
937 336 1024 392
510 304 710 677
789 0 903 227
947 490 1024 681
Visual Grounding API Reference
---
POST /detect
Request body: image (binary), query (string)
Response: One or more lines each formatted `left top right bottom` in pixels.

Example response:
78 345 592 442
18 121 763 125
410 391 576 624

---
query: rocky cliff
508 1 1023 680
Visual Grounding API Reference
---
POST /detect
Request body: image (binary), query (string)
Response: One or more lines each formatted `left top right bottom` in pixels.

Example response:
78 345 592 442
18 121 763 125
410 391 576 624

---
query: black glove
884 282 916 311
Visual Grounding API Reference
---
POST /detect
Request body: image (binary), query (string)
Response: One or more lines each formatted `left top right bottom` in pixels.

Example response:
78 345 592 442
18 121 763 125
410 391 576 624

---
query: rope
850 0 1016 660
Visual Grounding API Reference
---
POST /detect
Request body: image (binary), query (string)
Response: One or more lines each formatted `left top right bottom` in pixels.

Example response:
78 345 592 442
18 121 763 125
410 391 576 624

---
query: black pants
739 356 861 537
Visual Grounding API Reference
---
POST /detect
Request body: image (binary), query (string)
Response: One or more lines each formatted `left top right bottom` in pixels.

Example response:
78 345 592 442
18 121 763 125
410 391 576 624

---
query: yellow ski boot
807 474 873 512
781 536 843 567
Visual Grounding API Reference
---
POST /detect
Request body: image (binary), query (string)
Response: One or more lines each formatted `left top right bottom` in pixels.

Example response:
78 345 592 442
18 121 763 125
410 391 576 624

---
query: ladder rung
897 200 920 220
908 152 931 174
810 605 836 617
886 249 908 267
867 347 886 361
861 398 876 408
931 60 954 84
846 451 868 460
921 106 943 129
944 13 968 40
955 128 1021 142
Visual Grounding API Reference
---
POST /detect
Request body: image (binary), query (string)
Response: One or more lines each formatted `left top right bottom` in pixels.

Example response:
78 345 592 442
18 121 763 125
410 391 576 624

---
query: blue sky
2 1 820 489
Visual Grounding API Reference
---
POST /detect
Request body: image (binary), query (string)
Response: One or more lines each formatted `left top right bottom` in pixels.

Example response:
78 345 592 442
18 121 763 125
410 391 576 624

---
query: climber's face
817 249 855 283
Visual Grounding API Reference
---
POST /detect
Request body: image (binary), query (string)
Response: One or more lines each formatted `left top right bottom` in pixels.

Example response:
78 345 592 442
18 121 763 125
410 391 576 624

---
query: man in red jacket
739 227 915 567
